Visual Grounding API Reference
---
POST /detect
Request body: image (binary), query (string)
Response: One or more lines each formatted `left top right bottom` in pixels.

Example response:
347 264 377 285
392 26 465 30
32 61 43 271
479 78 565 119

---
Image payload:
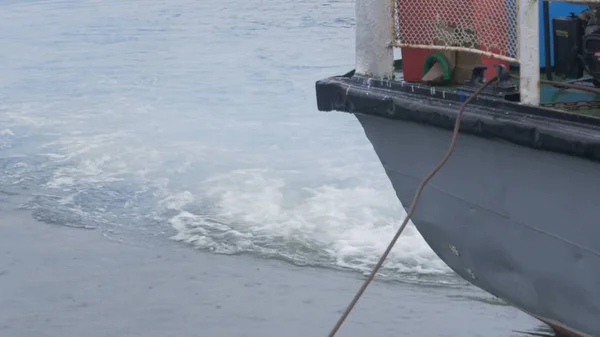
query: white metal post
355 0 395 78
519 0 540 105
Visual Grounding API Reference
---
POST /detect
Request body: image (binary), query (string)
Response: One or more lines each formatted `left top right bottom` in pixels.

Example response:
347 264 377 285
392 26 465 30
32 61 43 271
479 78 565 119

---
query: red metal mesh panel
393 0 519 61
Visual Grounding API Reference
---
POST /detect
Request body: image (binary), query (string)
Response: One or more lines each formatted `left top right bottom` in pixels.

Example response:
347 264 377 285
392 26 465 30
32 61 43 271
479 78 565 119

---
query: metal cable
326 76 499 337
509 73 600 95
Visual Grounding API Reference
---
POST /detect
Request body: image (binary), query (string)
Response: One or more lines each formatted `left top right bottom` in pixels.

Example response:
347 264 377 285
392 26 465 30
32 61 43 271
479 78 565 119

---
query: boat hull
315 72 600 336
355 112 600 337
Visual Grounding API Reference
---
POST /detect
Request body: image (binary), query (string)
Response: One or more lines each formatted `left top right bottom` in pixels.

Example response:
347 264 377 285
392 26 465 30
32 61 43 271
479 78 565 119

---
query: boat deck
391 61 600 117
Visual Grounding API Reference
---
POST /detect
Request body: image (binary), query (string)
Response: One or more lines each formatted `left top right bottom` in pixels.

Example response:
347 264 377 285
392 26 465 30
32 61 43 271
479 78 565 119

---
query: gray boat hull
355 113 600 337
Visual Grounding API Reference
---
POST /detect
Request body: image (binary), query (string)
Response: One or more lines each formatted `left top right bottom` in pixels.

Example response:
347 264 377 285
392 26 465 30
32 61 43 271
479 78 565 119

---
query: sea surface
0 0 552 336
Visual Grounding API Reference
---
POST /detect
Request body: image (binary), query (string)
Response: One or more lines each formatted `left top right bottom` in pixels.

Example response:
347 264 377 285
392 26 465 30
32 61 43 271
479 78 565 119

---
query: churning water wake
0 0 454 284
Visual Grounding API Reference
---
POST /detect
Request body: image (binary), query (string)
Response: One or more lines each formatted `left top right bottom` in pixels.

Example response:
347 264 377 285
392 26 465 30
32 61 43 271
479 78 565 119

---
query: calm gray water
1 0 552 336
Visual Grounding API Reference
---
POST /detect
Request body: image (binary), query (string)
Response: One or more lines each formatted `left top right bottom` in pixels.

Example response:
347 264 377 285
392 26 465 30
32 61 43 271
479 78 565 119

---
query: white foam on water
0 129 14 136
169 168 450 276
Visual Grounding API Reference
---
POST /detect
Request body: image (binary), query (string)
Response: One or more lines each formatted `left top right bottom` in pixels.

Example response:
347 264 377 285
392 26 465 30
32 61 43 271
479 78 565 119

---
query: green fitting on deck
422 52 452 81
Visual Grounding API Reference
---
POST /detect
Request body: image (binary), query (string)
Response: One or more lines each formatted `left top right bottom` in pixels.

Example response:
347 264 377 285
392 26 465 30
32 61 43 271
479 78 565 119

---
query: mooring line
326 77 498 337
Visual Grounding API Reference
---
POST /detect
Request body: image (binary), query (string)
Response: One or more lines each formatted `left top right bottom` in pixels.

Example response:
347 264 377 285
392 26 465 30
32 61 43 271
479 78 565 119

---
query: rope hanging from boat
326 76 499 337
